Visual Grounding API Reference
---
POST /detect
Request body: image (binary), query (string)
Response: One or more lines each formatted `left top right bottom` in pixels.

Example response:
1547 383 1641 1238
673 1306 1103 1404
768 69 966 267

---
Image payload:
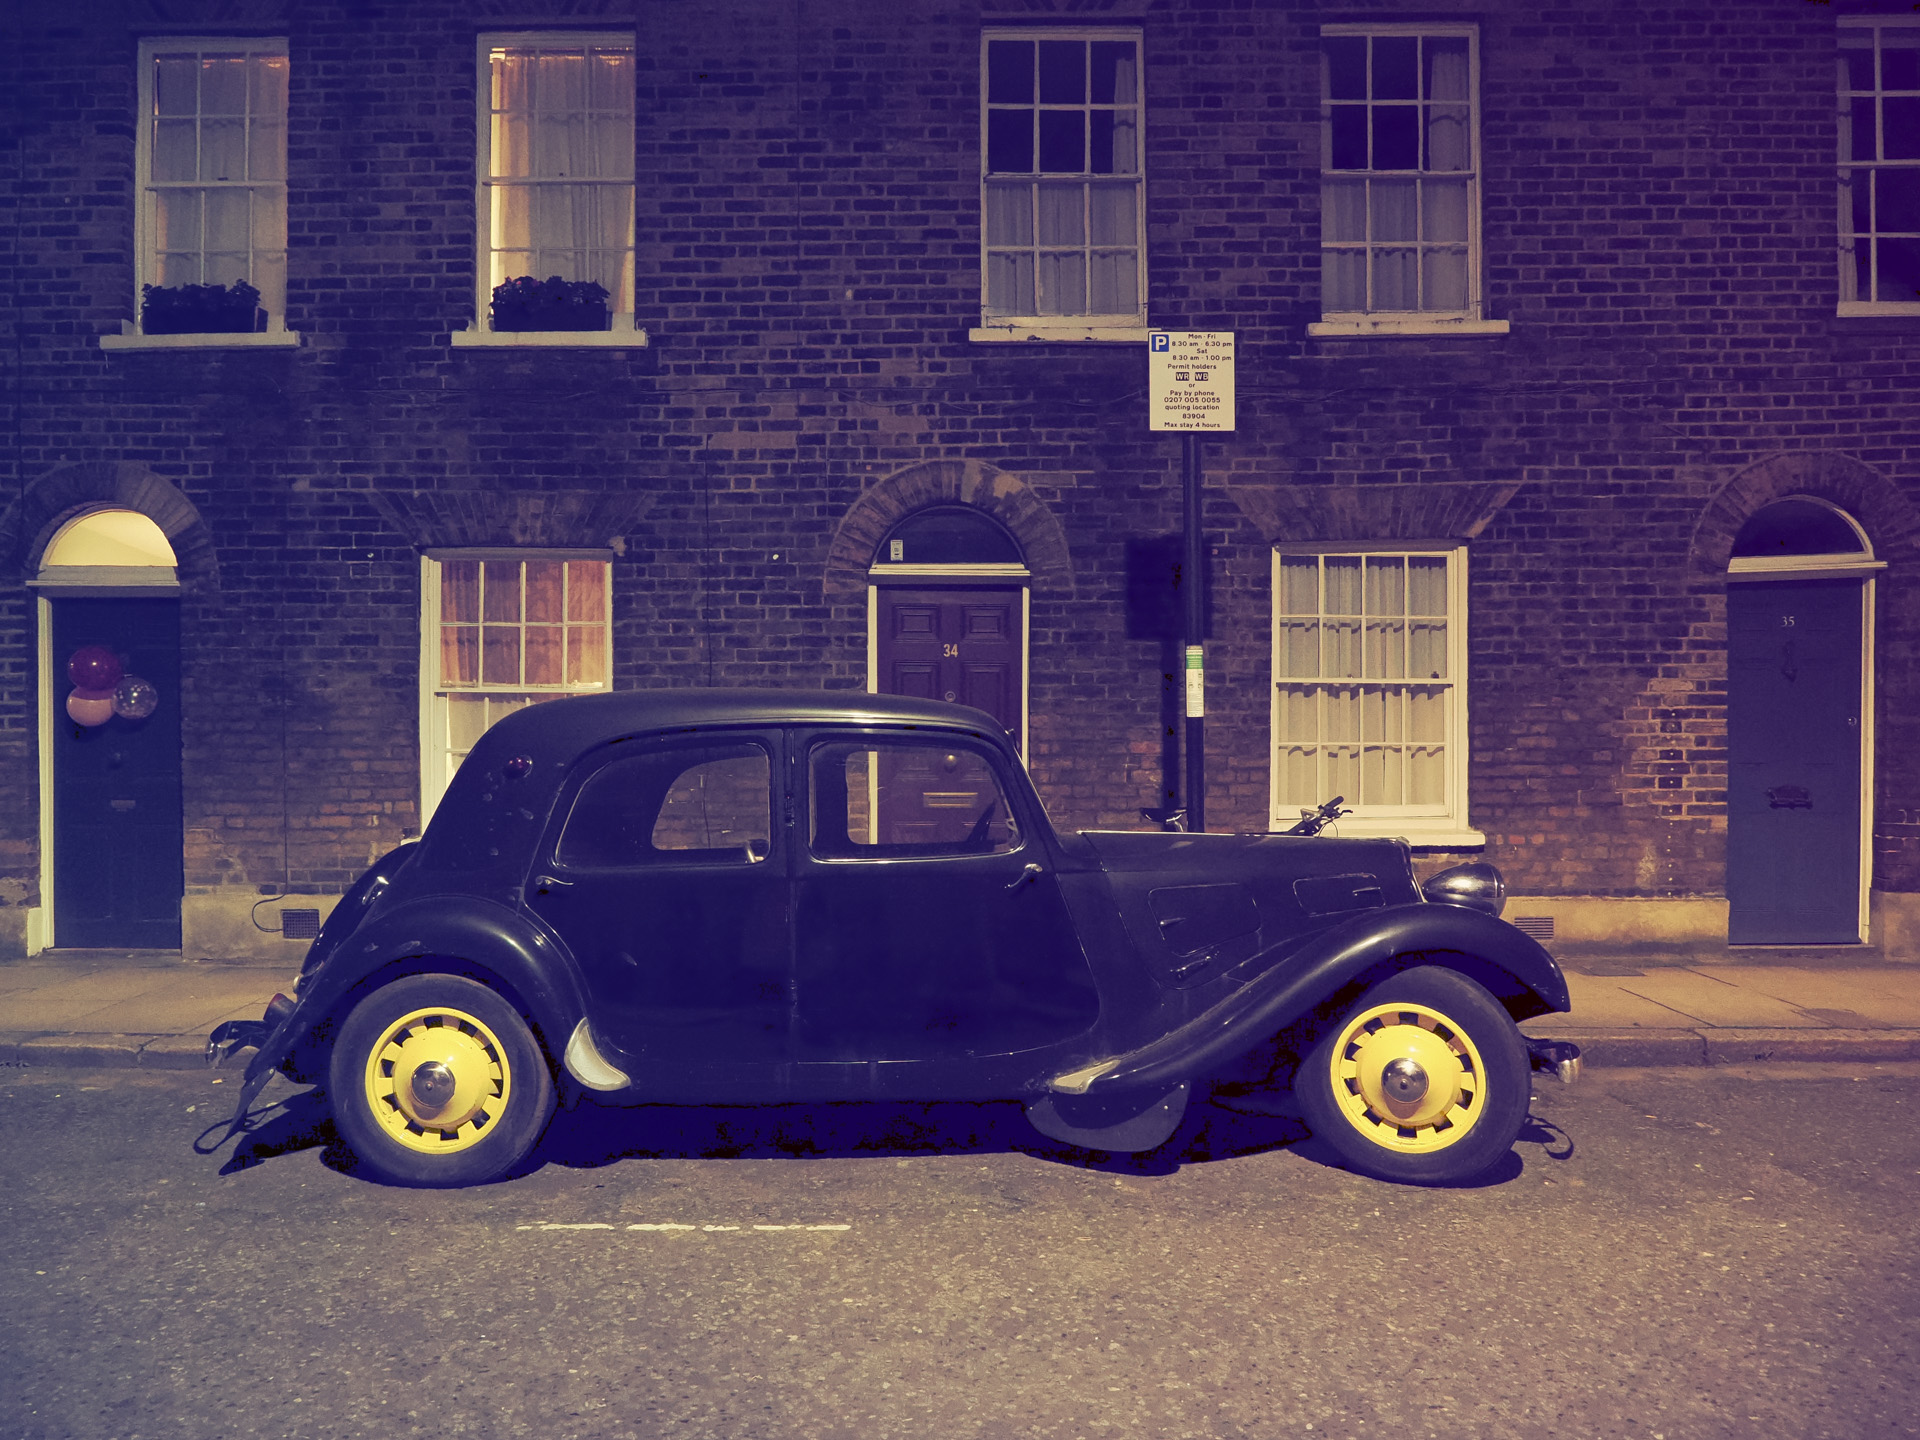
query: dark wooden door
874 586 1023 738
51 597 183 948
1726 578 1864 944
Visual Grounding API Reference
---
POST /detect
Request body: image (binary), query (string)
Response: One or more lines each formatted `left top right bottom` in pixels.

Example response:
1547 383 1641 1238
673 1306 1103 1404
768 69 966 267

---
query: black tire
328 973 556 1188
1294 965 1529 1185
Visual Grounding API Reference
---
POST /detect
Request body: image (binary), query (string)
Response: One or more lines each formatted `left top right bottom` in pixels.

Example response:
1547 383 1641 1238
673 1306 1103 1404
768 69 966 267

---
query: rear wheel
1294 965 1529 1185
328 974 555 1188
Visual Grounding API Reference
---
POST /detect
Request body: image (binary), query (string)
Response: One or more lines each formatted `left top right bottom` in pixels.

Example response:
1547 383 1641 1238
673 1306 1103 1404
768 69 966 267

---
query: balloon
66 691 114 727
67 646 123 690
112 676 159 720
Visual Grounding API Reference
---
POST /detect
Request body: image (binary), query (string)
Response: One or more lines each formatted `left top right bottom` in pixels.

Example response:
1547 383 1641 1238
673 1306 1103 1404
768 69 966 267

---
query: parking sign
1148 331 1235 431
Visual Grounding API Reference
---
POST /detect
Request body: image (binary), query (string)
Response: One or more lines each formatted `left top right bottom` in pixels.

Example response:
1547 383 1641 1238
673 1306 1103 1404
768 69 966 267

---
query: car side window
809 738 1020 859
557 742 771 866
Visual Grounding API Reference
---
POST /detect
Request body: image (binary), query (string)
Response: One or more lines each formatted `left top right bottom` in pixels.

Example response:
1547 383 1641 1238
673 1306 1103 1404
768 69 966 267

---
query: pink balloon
67 646 123 690
66 692 114 727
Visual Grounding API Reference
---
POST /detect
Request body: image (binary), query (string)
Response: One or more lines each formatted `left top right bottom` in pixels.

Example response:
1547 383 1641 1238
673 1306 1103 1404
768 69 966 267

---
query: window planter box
140 281 266 336
490 276 611 333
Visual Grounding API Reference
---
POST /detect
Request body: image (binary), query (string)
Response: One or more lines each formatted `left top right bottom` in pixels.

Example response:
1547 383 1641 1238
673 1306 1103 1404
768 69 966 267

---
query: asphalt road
1 1062 1917 1440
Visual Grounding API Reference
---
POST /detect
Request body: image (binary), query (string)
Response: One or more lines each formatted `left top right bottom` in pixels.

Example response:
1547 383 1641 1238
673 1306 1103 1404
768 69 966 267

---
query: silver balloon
112 675 160 720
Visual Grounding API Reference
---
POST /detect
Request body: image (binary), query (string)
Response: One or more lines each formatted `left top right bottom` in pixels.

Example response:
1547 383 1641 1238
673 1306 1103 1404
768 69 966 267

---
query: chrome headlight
1422 861 1506 916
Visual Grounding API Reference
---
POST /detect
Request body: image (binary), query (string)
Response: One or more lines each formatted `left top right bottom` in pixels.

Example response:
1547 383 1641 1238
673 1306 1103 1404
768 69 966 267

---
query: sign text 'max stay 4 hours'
1148 331 1235 432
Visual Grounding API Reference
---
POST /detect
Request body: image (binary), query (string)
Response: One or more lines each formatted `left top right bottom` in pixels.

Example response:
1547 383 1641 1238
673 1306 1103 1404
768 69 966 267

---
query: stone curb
6 1028 1920 1075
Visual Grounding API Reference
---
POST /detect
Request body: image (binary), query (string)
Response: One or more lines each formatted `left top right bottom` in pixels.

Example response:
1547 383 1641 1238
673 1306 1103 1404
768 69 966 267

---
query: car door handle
1005 863 1043 893
531 874 573 894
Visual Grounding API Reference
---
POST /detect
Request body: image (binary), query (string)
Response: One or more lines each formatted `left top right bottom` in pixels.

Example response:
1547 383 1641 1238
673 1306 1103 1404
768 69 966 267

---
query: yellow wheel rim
362 1004 512 1155
1327 1000 1487 1154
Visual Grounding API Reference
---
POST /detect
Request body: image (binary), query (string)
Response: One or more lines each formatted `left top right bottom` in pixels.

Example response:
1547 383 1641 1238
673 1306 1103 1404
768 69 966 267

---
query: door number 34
942 643 959 657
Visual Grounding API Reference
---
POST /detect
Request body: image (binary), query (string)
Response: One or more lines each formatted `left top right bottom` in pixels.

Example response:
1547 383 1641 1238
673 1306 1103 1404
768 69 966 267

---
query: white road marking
516 1221 854 1233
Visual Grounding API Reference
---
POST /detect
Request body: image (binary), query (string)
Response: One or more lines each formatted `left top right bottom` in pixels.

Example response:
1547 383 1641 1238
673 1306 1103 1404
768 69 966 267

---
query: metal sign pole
1182 431 1205 834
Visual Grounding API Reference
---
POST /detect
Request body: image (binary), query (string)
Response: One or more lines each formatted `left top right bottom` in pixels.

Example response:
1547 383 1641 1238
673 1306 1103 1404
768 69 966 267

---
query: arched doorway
33 509 184 950
868 505 1030 752
1725 497 1881 944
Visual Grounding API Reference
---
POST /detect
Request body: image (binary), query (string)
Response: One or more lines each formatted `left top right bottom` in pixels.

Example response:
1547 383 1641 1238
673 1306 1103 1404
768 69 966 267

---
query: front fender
1081 903 1568 1095
224 897 588 1124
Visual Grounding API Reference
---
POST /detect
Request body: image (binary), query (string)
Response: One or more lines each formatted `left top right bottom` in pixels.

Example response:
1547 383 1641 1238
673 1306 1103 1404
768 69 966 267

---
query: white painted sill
99 329 301 352
1836 302 1920 318
969 322 1149 343
450 322 649 348
1307 316 1510 338
1273 819 1487 848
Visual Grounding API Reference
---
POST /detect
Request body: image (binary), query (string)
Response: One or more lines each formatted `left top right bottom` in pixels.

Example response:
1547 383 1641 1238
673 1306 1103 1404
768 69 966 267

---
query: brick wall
1 0 1917 947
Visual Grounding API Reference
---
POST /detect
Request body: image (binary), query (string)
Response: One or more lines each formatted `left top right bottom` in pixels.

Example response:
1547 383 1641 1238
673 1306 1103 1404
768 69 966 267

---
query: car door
791 729 1099 1090
526 732 790 1077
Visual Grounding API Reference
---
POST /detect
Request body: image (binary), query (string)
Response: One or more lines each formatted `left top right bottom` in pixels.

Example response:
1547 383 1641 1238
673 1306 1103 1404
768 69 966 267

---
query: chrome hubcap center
1381 1056 1429 1104
410 1060 457 1112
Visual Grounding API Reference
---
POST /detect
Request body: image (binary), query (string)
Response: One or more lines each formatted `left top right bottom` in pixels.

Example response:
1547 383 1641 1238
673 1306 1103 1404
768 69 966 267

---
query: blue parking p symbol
1149 333 1170 352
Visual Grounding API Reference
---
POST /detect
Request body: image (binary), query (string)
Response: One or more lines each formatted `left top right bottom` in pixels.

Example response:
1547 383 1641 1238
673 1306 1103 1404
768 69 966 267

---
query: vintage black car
210 688 1580 1188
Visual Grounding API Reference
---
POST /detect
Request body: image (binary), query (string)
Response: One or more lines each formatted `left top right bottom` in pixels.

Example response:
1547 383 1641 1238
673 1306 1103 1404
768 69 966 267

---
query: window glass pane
1088 249 1138 314
524 625 563 685
1088 182 1136 245
442 625 479 687
987 40 1033 105
154 55 200 116
201 118 244 180
1424 179 1469 242
204 188 249 252
1324 556 1362 613
1374 248 1417 309
590 49 634 112
1372 106 1419 169
1281 557 1319 613
1323 249 1365 311
1852 98 1879 164
483 561 521 621
1842 34 1875 94
1881 169 1920 232
1885 33 1920 91
200 56 248 114
1328 107 1367 170
1038 251 1087 315
1370 180 1417 241
1886 96 1920 160
810 742 1017 856
653 752 771 855
1090 42 1136 104
482 625 521 685
1877 237 1920 302
1372 37 1418 99
986 109 1032 173
1325 37 1367 100
987 252 1035 315
1038 40 1086 104
1038 109 1085 172
1037 182 1085 245
566 560 605 622
153 120 196 183
1322 179 1365 242
154 191 201 257
442 561 480 624
1422 249 1468 311
251 54 289 117
524 561 564 622
1423 38 1469 101
559 745 770 867
1425 106 1470 172
1280 620 1320 678
249 120 286 183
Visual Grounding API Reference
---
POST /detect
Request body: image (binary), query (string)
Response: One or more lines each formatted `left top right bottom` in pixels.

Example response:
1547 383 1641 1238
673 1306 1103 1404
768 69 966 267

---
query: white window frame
419 550 613 824
1838 17 1920 315
1269 545 1481 845
1310 23 1506 339
453 31 645 349
104 37 297 352
971 25 1148 344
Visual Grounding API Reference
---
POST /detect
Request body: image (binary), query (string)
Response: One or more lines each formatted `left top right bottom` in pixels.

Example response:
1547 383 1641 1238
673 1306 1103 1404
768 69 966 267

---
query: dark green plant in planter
140 280 266 335
490 275 611 332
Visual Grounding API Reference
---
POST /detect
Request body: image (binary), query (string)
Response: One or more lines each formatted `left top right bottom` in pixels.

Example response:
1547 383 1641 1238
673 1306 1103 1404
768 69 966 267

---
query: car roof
414 688 1013 877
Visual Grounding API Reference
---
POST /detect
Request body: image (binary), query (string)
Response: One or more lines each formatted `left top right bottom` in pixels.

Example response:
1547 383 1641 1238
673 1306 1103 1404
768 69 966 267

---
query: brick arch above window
824 460 1075 601
3 461 218 590
1691 452 1920 578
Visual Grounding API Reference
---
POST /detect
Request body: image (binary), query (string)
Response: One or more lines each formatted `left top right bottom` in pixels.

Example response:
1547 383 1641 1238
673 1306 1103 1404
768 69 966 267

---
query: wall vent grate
280 908 322 940
1511 916 1555 942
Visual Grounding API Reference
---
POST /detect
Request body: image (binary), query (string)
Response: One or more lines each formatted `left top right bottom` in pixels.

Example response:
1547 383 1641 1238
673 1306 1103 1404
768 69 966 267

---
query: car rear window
556 742 771 866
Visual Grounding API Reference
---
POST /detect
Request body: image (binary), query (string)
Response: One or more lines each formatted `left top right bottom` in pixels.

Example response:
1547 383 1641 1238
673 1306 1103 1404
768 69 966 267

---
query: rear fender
230 898 588 1109
1080 903 1568 1096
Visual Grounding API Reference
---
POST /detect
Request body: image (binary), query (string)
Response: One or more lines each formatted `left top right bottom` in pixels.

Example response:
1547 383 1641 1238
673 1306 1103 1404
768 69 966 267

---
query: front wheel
1294 965 1530 1185
328 974 556 1188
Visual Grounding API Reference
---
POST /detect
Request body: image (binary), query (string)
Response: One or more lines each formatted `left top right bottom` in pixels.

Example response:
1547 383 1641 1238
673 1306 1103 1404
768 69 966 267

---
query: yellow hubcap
1328 1001 1487 1154
363 1005 512 1154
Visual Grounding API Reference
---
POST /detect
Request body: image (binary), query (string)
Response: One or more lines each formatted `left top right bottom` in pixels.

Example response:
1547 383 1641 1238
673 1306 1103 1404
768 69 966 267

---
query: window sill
1274 818 1486 848
449 324 649 348
1835 302 1920 318
99 329 301 352
1307 316 1510 339
969 322 1148 344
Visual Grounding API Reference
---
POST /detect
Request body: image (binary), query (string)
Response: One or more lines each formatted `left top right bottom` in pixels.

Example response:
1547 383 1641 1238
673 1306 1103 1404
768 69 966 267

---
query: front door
792 731 1099 1087
874 586 1023 742
527 734 790 1084
50 597 183 948
1726 578 1866 944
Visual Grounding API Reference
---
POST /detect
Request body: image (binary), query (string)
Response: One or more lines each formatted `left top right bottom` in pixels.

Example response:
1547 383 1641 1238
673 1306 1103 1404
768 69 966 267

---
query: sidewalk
1 950 1918 1072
